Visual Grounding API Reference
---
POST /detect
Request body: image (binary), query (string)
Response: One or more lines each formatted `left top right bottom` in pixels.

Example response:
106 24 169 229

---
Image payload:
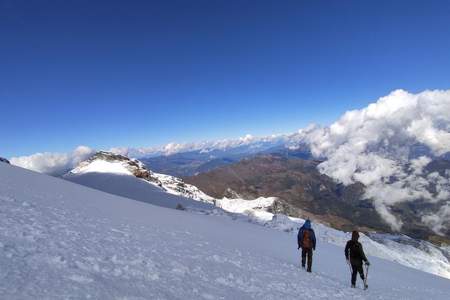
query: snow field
1 162 450 299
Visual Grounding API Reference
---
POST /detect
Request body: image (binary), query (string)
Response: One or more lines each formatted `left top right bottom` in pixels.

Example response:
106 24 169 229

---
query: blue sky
2 0 450 157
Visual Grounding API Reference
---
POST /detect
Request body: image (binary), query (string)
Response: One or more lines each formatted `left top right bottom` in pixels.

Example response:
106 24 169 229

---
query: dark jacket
345 238 368 265
297 220 316 250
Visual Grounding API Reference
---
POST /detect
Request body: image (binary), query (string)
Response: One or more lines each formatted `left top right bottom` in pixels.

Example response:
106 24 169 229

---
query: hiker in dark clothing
297 219 316 272
345 231 370 288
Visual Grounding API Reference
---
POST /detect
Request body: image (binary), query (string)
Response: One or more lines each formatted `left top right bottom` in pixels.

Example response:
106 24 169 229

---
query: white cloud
300 89 450 233
422 204 450 235
10 146 95 176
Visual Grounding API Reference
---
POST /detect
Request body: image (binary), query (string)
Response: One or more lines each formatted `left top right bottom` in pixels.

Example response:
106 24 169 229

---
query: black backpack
349 241 362 259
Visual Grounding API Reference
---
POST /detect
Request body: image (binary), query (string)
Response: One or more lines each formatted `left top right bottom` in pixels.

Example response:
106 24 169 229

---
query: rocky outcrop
0 157 10 164
76 151 162 185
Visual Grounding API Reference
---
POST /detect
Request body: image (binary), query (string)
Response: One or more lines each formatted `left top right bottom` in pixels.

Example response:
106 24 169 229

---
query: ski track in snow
1 163 450 299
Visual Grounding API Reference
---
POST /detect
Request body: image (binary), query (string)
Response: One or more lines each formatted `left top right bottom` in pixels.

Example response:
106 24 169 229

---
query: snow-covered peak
68 151 159 181
71 160 133 176
66 151 213 203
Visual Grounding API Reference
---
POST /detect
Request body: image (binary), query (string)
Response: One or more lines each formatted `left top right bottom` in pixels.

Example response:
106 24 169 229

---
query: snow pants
351 262 365 285
301 248 313 272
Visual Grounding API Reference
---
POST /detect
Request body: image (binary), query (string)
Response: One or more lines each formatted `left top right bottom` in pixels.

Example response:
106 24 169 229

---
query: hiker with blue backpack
297 219 316 272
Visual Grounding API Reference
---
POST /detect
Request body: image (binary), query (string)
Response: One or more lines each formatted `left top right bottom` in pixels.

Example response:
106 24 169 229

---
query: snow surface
215 197 276 214
1 162 450 299
215 197 450 279
64 171 213 212
215 197 277 221
152 172 214 203
70 159 134 176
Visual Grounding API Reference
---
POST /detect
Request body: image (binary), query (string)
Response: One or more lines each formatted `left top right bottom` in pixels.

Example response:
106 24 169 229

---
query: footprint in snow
68 274 93 284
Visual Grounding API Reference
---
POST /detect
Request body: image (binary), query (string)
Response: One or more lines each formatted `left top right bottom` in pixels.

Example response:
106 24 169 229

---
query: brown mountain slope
185 155 447 242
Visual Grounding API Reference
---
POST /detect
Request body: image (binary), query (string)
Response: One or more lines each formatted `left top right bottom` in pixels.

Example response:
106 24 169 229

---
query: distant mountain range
140 143 312 177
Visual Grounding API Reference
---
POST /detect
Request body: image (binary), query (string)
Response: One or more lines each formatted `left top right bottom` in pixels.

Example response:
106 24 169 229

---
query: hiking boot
351 284 355 288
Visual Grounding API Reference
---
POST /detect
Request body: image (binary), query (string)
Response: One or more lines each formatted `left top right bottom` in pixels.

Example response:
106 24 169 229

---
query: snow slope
215 197 450 279
1 162 450 299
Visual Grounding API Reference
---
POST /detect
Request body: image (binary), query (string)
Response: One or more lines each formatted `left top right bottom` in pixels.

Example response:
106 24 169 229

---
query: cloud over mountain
10 146 95 176
300 89 450 233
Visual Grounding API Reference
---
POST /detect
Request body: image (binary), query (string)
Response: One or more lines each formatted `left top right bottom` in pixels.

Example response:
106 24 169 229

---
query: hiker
345 231 370 289
297 219 316 272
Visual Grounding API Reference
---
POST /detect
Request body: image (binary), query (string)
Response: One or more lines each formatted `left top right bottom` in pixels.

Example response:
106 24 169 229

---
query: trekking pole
364 263 369 289
346 259 352 274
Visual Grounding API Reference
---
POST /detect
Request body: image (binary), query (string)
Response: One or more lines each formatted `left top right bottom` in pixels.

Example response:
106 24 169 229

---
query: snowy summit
64 151 214 210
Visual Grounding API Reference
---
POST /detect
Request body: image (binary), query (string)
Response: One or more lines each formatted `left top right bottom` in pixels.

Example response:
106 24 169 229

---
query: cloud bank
10 146 95 176
299 89 450 233
7 134 286 176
